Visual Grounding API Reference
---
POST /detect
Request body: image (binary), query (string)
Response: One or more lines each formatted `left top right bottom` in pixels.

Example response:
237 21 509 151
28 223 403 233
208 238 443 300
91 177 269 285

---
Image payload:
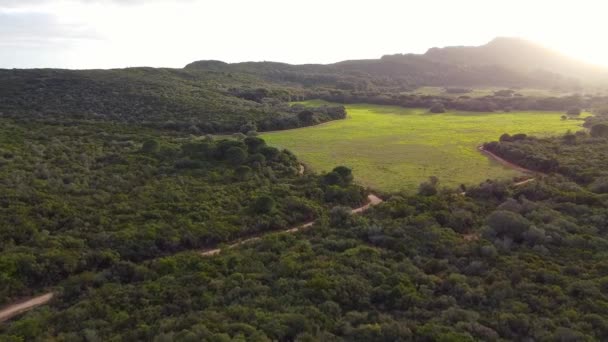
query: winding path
478 146 539 174
0 293 54 323
0 146 540 322
0 194 383 322
201 194 383 256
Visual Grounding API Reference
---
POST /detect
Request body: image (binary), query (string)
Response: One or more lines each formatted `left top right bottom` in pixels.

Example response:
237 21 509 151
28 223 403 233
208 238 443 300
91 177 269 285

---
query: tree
430 103 446 113
225 147 247 165
494 89 515 97
566 107 581 116
563 132 577 144
252 195 275 214
418 176 439 196
240 122 257 134
329 206 352 227
511 133 527 141
499 133 512 142
232 133 246 140
591 123 608 138
332 166 354 185
244 136 266 153
141 139 159 153
324 172 342 186
298 110 315 124
235 166 252 181
260 146 280 161
485 210 531 242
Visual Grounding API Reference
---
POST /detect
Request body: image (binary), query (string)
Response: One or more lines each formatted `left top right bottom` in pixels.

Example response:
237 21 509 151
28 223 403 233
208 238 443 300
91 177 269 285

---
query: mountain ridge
186 37 608 89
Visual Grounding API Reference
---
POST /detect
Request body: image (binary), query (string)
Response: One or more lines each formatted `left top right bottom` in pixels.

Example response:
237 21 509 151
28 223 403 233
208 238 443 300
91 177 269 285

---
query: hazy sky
1 0 607 69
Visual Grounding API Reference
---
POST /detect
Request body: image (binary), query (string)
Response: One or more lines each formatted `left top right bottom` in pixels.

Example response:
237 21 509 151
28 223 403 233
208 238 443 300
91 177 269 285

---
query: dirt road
1 194 384 322
200 194 383 256
478 146 540 174
0 293 54 323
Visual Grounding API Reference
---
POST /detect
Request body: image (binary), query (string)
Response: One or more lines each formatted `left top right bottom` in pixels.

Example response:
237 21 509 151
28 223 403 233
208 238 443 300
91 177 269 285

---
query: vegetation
4 149 608 339
429 102 446 113
4 36 608 340
262 101 588 191
186 38 608 90
484 128 608 185
0 69 345 133
0 120 365 305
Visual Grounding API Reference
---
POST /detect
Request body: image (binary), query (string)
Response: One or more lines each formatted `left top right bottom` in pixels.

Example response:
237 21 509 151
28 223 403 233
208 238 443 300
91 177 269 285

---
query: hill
0 37 606 136
0 68 344 133
187 37 608 90
423 37 608 85
4 38 608 341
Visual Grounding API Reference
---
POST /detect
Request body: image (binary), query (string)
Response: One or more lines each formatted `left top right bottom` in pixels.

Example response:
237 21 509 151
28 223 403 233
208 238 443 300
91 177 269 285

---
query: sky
1 0 607 69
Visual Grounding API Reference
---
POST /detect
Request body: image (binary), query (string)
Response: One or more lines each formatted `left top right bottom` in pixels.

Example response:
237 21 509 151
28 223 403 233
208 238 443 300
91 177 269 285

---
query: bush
252 195 276 214
499 133 512 142
418 176 439 196
298 110 315 124
235 166 252 181
332 166 354 185
225 147 248 165
567 107 582 116
591 123 608 138
324 172 342 186
485 210 531 242
329 206 352 227
244 137 266 153
589 177 608 193
141 139 159 153
430 103 446 113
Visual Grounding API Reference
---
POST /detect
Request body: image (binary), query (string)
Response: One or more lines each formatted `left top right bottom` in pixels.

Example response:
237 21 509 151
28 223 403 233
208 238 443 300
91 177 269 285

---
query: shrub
141 139 160 153
225 147 248 165
485 210 531 242
252 195 276 214
235 166 252 181
324 172 342 186
566 107 582 116
329 206 352 227
332 166 354 185
418 176 439 196
430 103 446 113
591 123 608 138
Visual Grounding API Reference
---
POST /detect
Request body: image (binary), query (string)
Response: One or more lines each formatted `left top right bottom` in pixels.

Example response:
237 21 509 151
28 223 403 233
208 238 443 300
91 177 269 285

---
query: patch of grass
405 86 578 98
261 101 589 191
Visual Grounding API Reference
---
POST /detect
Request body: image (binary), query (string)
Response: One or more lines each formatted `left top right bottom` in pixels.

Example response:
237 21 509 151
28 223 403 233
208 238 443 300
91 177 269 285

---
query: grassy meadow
407 86 577 98
262 101 588 191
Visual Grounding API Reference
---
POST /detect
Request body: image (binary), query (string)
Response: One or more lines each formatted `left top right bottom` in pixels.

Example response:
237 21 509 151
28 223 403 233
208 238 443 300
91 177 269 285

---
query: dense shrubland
0 120 364 306
2 120 608 340
312 89 606 113
2 67 607 138
3 60 608 340
0 69 345 134
4 171 608 340
484 123 608 185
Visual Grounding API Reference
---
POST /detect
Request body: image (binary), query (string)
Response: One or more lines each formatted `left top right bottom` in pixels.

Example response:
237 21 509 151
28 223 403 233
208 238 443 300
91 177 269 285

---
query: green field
406 86 577 98
262 101 588 191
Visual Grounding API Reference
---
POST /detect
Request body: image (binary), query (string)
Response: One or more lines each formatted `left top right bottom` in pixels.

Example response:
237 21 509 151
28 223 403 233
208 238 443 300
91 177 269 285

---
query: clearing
262 101 588 191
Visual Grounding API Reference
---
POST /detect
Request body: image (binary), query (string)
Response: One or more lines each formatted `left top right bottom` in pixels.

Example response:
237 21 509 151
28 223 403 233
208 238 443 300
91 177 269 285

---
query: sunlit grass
262 101 588 191
405 86 576 98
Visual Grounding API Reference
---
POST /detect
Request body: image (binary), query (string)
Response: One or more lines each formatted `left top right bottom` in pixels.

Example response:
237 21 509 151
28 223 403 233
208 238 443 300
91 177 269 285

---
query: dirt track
0 293 54 323
0 194 383 322
478 146 540 174
201 194 383 256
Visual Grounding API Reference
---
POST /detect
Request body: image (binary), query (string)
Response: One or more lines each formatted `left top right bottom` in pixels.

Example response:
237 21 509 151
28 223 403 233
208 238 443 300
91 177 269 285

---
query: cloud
0 0 195 8
0 11 99 48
